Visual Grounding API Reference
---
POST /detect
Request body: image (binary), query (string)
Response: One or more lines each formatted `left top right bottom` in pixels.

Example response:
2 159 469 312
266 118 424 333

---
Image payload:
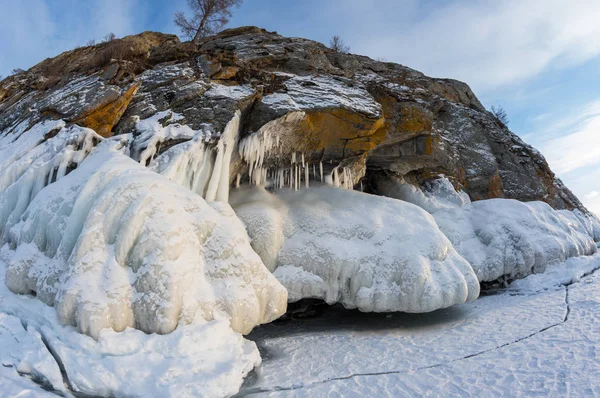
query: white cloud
586 191 600 199
531 99 600 215
344 0 600 93
0 0 140 76
540 102 600 174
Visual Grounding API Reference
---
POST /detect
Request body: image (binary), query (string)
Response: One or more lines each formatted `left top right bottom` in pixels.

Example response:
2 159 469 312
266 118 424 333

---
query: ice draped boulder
231 185 480 313
1 136 287 338
433 199 597 282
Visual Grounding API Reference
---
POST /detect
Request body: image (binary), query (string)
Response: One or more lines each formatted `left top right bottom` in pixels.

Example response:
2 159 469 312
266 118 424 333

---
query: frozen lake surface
241 261 600 397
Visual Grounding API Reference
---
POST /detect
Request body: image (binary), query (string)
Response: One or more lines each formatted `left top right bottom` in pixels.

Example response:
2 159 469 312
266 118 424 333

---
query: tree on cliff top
174 0 243 43
490 105 509 127
330 35 350 54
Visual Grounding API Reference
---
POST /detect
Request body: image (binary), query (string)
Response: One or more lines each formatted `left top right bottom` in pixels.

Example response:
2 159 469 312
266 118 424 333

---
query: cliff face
0 26 585 211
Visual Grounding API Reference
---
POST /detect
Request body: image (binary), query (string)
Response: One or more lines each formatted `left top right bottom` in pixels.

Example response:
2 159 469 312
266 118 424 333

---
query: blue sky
1 0 598 213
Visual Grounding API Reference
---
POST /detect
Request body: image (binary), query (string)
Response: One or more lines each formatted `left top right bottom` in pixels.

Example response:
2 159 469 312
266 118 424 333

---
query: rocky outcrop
0 26 586 212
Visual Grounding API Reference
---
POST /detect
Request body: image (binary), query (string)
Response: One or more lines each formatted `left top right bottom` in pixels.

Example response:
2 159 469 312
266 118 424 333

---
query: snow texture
231 185 479 313
434 199 598 282
0 256 263 398
1 133 286 338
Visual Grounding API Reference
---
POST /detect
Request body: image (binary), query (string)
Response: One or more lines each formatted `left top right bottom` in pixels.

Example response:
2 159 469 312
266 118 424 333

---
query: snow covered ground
240 253 600 397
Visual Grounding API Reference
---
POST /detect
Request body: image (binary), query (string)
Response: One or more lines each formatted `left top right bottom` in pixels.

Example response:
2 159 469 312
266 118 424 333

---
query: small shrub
490 105 509 127
329 35 350 53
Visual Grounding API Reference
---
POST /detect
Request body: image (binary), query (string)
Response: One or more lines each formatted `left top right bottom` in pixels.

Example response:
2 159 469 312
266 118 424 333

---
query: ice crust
1 134 286 338
434 199 598 282
231 185 480 313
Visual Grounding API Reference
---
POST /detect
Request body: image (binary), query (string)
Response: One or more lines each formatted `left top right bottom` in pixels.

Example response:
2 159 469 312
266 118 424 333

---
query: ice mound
231 185 479 313
2 143 286 338
433 199 598 282
0 257 262 398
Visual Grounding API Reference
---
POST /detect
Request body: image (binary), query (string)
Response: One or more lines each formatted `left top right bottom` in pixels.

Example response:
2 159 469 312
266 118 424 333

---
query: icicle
305 165 309 188
332 168 340 188
236 173 241 188
301 153 305 168
319 162 323 183
206 110 240 202
292 152 296 164
313 163 316 178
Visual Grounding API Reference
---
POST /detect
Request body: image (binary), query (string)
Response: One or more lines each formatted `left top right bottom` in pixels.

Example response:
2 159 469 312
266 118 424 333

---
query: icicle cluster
238 130 356 191
140 111 241 203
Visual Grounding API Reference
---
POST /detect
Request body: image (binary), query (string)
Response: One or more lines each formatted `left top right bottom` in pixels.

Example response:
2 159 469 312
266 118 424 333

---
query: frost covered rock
231 185 479 313
434 199 598 282
2 143 286 338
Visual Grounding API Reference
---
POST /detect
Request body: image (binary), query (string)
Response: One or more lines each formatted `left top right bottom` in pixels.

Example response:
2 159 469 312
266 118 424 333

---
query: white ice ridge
137 110 240 202
433 199 598 282
231 186 480 313
238 113 355 190
2 143 287 338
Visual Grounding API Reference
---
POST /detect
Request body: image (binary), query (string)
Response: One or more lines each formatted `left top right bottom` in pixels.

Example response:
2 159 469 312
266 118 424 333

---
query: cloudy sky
1 0 598 213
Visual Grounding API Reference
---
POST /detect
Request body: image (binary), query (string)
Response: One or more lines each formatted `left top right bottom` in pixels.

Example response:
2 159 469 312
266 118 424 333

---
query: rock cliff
0 26 586 212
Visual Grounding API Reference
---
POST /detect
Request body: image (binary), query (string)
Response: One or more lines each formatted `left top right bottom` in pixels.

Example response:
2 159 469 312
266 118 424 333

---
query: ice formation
0 121 99 241
133 110 240 202
1 134 286 338
374 176 471 214
231 185 480 313
0 256 262 397
237 113 355 190
433 199 598 282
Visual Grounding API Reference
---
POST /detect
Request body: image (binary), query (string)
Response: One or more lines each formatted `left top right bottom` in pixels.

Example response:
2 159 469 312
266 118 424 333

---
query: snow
231 185 479 313
204 83 255 101
0 256 264 398
433 199 597 282
261 75 382 117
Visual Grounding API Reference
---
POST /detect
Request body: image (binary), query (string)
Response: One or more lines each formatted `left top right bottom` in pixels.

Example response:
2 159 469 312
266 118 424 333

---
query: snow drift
231 185 480 313
1 129 286 338
433 199 597 282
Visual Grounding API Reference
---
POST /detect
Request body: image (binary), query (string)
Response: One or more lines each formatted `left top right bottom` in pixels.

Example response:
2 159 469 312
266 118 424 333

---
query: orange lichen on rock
398 104 433 134
487 171 504 198
74 83 139 137
212 66 240 80
302 108 386 155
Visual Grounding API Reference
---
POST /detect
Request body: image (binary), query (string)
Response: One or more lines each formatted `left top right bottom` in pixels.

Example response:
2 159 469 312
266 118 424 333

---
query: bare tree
11 68 25 75
86 39 96 46
174 0 243 43
102 33 117 43
490 105 509 126
329 35 350 53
